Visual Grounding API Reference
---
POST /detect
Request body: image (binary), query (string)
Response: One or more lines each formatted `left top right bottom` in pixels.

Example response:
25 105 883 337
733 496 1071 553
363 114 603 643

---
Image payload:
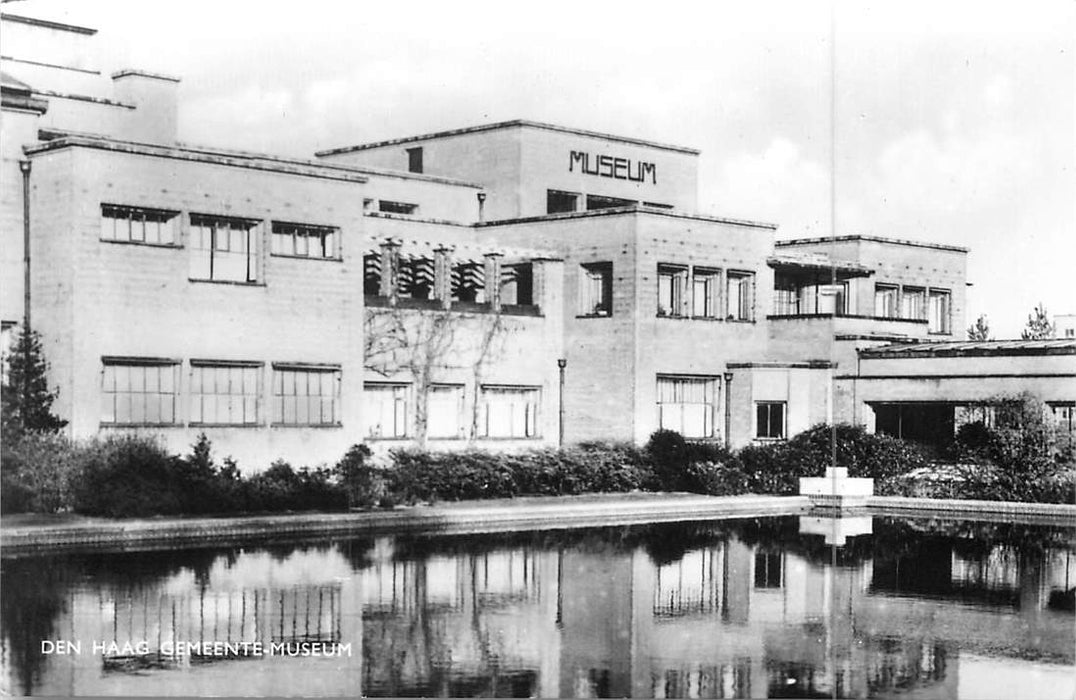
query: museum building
2 11 1073 468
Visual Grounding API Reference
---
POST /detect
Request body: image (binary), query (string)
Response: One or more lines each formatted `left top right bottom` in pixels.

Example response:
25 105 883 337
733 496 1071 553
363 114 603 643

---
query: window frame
874 283 899 319
726 270 755 321
755 401 787 440
189 213 262 284
100 357 181 427
928 288 952 334
188 360 263 427
478 385 541 439
378 200 419 215
270 221 341 261
426 383 466 439
100 203 181 247
656 375 719 439
546 189 580 214
657 263 689 318
406 147 423 174
271 363 342 427
578 262 613 317
363 382 411 439
692 267 722 319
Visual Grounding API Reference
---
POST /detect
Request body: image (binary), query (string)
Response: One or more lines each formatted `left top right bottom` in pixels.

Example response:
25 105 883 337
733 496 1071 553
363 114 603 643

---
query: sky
15 0 1076 338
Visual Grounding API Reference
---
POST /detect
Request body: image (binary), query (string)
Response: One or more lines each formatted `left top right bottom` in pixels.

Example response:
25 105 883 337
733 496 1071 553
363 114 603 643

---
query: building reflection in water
1 518 1072 698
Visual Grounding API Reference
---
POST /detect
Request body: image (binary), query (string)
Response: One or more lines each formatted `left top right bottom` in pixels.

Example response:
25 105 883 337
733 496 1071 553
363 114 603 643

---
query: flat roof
1 13 97 36
777 234 969 254
860 338 1076 359
477 204 777 231
316 119 702 157
766 254 874 277
24 134 371 184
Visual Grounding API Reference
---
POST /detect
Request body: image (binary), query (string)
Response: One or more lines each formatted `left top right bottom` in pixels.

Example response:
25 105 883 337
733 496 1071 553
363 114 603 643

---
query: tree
1021 303 1055 340
966 314 992 341
1 327 67 443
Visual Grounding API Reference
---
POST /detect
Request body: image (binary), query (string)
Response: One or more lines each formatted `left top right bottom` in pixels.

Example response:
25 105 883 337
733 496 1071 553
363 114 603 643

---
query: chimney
111 69 180 144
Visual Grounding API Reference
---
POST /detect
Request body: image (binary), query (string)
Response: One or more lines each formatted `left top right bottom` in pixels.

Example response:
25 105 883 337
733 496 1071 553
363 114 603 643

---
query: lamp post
557 358 567 447
723 371 733 449
20 159 31 333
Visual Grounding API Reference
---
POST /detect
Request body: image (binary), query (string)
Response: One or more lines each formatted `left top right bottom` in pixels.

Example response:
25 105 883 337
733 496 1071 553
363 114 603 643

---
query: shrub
335 444 389 508
1 432 83 513
644 430 736 492
72 435 184 517
245 460 346 512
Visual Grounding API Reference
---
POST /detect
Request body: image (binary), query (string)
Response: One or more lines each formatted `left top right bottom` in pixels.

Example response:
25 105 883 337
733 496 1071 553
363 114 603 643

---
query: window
641 201 674 209
273 365 341 426
500 263 534 307
189 214 261 283
101 359 179 426
100 204 179 245
773 274 799 316
271 222 338 260
0 321 14 385
756 402 786 439
406 147 423 174
657 264 688 317
547 190 579 214
378 200 418 215
586 194 635 210
727 271 754 321
190 362 261 425
364 383 409 438
1049 403 1075 431
874 284 898 318
929 289 951 334
427 384 464 438
579 262 612 316
451 260 485 303
479 386 539 438
1066 328 1075 338
901 286 926 320
657 376 718 438
692 268 721 318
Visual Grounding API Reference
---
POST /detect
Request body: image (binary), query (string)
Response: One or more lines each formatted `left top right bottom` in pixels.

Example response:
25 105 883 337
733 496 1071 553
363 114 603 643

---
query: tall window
656 376 718 439
190 214 260 283
874 284 898 318
929 289 951 334
364 252 383 296
479 386 539 438
754 551 784 588
727 271 754 321
773 274 799 315
427 384 465 439
756 402 786 439
364 383 409 438
657 264 688 317
547 190 579 214
451 260 486 303
406 147 423 174
692 268 720 318
100 204 179 245
190 362 261 425
579 262 613 316
398 255 436 300
901 287 926 320
100 359 179 426
273 365 341 426
270 222 338 260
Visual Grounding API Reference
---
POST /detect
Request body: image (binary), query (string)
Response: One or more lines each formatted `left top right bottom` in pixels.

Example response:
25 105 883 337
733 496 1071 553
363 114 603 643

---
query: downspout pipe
20 159 31 333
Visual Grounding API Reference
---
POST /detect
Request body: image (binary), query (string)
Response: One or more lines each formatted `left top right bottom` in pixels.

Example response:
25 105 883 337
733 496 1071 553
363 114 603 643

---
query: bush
644 430 737 492
245 460 346 512
335 444 390 508
72 435 184 517
1 432 83 513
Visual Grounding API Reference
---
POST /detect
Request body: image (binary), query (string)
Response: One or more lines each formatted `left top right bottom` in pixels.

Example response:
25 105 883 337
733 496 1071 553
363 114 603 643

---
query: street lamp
557 358 567 446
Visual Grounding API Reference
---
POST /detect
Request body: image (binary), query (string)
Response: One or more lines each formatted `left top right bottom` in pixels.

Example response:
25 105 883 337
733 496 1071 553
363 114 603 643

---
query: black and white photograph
0 0 1074 697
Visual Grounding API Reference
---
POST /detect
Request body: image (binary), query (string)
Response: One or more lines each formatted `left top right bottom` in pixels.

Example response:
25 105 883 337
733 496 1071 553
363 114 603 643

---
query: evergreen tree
1020 303 1055 340
1 327 67 443
966 314 992 341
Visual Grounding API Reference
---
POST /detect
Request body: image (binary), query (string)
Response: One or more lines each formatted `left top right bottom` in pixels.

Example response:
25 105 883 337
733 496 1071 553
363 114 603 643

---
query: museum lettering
569 151 657 184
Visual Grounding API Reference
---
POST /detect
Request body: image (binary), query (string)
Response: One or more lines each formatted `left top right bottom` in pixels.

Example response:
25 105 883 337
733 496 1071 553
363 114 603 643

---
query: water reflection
1 517 1072 698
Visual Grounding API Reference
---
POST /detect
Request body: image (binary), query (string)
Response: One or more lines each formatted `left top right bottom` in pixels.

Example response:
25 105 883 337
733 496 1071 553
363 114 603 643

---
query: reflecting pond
1 515 1073 698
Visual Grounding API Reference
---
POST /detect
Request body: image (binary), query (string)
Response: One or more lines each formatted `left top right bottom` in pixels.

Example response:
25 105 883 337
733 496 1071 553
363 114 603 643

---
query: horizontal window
547 189 579 214
364 382 409 438
101 359 179 426
190 362 262 425
100 204 179 246
271 221 339 260
479 386 539 438
378 200 418 215
273 366 341 425
657 376 718 439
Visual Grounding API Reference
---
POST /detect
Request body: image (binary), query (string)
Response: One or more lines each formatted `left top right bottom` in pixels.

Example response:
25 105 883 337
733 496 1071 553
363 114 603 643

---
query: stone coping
1 494 810 555
3 494 1072 556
